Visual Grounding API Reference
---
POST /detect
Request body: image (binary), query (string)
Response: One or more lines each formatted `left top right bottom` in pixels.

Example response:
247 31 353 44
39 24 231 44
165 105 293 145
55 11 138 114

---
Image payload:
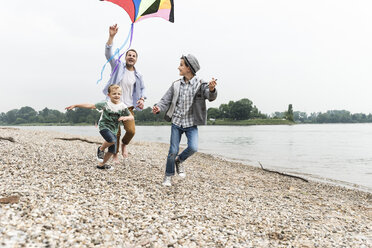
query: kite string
97 23 134 84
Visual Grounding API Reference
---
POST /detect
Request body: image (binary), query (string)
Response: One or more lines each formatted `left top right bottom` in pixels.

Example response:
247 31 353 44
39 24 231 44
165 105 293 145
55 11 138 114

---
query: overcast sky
1 0 371 115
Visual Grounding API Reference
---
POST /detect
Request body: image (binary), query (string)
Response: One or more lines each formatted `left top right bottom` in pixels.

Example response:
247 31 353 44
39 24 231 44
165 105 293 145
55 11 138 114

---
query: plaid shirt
172 77 200 128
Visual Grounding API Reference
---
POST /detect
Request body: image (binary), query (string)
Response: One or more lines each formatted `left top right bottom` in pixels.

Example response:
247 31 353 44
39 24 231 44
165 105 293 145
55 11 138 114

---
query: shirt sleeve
95 102 106 110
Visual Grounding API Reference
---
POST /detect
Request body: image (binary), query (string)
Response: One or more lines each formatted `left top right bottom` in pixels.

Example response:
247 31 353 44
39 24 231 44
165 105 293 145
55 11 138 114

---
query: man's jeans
166 124 198 176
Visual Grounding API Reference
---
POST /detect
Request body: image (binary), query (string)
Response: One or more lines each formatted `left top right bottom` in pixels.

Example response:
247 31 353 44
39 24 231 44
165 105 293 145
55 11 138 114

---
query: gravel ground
0 128 371 247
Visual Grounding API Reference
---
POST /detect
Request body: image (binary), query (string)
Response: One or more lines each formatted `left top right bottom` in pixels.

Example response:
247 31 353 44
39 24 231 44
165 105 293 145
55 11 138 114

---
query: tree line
0 107 101 125
1 100 371 125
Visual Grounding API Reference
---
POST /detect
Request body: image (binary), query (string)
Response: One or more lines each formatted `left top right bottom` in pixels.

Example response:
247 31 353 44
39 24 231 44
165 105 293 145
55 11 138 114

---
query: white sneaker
162 176 172 186
175 158 186 178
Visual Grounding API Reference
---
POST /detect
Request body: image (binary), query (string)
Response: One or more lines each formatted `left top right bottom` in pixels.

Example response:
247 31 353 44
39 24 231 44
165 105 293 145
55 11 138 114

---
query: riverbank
0 118 294 126
1 128 371 247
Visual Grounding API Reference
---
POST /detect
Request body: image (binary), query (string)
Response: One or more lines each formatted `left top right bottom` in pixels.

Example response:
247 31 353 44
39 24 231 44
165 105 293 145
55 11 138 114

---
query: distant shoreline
0 119 294 126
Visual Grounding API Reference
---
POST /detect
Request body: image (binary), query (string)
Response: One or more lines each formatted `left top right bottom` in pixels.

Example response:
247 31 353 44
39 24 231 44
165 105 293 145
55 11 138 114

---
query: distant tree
272 112 285 119
293 111 308 123
38 108 66 123
285 104 294 122
207 107 220 119
230 98 253 120
308 112 319 123
0 112 5 123
352 113 367 123
15 118 26 124
317 110 352 123
135 107 163 122
5 109 18 124
251 105 267 119
17 106 37 122
219 103 231 119
367 114 372 122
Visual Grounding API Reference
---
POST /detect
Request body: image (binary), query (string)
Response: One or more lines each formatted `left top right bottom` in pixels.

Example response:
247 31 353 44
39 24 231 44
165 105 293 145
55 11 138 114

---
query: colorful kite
97 0 175 84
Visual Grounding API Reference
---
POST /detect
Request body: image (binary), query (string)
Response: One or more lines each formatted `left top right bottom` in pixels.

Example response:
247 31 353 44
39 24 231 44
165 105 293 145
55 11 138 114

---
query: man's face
125 51 137 67
178 59 191 76
108 89 122 104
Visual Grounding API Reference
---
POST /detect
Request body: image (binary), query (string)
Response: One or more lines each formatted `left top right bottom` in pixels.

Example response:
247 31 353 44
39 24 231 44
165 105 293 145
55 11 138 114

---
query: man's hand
208 78 217 92
109 24 118 38
152 105 160 114
107 24 118 45
136 99 145 109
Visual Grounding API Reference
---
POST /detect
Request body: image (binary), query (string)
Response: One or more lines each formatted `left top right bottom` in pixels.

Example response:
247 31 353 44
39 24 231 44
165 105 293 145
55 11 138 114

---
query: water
14 124 372 192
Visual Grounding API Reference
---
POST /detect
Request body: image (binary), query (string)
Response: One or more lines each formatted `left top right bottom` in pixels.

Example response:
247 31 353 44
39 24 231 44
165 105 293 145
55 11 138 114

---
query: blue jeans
166 124 198 176
99 129 117 154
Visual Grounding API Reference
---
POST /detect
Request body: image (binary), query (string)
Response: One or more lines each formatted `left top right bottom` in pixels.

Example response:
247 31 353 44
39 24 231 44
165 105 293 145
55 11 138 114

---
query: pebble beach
0 127 371 247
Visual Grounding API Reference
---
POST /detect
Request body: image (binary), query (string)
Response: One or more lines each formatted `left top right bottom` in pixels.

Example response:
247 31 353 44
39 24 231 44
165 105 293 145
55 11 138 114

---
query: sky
1 0 372 115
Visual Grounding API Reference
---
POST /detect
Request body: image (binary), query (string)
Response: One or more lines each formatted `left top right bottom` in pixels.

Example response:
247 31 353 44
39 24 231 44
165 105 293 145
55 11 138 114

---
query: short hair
126 49 138 58
108 84 122 93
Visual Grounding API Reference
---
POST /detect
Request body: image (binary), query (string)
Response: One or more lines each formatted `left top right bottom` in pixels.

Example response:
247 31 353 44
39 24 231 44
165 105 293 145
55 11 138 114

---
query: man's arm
105 24 119 69
136 74 146 110
106 24 118 46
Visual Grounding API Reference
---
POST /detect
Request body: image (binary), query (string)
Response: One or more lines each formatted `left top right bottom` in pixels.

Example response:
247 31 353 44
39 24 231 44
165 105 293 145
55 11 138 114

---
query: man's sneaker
175 157 186 178
97 146 104 162
162 176 172 186
97 164 113 170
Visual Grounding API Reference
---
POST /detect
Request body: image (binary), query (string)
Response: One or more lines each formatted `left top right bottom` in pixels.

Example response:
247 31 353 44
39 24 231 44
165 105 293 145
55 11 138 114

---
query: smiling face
108 87 122 104
125 50 137 68
178 59 192 77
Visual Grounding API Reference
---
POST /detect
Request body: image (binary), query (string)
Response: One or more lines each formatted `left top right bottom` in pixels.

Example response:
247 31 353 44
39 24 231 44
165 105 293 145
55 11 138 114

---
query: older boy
152 54 218 186
66 85 133 169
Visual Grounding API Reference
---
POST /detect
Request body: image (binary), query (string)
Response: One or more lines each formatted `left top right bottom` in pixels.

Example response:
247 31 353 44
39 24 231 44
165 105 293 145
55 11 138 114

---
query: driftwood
258 162 308 182
0 136 15 142
55 137 101 145
0 127 18 130
0 195 20 204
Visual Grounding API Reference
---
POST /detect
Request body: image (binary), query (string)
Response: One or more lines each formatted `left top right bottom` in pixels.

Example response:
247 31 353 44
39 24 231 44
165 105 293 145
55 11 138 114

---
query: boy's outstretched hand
209 78 217 92
65 105 76 110
152 105 160 114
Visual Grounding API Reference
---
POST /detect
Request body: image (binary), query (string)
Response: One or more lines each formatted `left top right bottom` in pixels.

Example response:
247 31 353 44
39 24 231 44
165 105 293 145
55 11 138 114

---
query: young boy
152 54 218 186
66 85 133 169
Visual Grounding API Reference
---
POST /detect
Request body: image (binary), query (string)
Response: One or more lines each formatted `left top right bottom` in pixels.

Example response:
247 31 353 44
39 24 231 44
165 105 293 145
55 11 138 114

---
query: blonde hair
108 84 122 93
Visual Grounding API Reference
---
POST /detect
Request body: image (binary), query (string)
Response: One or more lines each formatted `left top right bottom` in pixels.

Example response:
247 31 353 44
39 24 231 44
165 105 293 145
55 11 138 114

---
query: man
152 54 218 186
102 24 146 160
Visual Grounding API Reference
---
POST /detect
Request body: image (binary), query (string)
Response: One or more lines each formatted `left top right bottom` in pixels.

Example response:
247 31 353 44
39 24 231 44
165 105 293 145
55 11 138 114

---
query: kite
97 0 175 84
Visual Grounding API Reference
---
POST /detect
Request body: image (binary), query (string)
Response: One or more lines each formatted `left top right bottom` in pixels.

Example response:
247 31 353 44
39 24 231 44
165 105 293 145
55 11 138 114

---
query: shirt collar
181 76 198 85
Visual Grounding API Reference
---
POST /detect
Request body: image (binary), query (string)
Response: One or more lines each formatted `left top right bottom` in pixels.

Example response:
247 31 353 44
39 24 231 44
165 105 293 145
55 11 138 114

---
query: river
15 124 372 192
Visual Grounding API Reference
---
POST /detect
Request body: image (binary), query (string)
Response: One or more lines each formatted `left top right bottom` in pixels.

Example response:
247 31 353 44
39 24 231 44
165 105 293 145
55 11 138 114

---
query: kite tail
97 23 135 84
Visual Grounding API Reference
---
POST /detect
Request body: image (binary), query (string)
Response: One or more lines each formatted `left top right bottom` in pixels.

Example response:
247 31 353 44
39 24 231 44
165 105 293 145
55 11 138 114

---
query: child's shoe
96 164 113 170
97 146 104 162
162 176 172 186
